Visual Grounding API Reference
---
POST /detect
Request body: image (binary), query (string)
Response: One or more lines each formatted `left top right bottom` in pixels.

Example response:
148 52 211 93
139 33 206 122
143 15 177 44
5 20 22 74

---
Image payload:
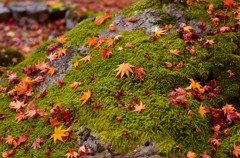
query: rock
0 3 11 22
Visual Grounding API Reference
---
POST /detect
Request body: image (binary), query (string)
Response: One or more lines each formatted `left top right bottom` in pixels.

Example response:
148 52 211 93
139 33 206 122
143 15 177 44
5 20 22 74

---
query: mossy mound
0 0 240 157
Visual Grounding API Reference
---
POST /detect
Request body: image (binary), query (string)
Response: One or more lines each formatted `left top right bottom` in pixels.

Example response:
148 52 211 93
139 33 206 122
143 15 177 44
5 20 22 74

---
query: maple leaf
32 138 45 149
2 151 8 158
107 38 114 48
7 71 18 85
170 49 180 56
56 48 67 57
186 78 202 91
233 143 240 158
153 27 166 37
101 49 112 58
51 125 67 144
48 67 55 76
183 26 193 33
208 137 221 147
35 61 49 73
200 152 211 158
16 134 28 147
73 60 79 68
211 124 221 132
187 151 197 158
80 55 91 63
47 53 58 62
9 100 25 112
16 112 27 122
186 0 193 6
70 82 83 90
222 103 235 115
66 149 79 158
94 13 111 26
80 88 91 106
5 135 15 146
165 62 172 68
199 104 206 117
134 101 146 113
109 23 116 31
224 0 233 6
86 36 98 47
14 81 31 96
25 104 38 117
227 70 234 78
49 117 61 127
133 66 146 81
115 63 134 78
125 43 133 48
56 37 67 44
22 77 34 85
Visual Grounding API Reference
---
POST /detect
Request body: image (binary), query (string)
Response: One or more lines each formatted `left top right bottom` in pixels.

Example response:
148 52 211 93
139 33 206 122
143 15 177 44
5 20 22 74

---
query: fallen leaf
16 112 27 122
73 60 79 68
199 104 206 117
134 101 146 113
95 13 111 26
187 151 197 158
233 143 240 158
56 48 67 57
32 138 45 149
186 78 202 91
170 49 180 56
80 55 91 63
208 137 221 147
109 24 116 31
165 62 172 68
5 135 15 146
50 125 67 144
49 117 61 127
200 152 211 158
222 103 235 115
101 49 112 58
56 37 67 44
134 66 146 81
70 82 83 90
2 151 8 158
66 149 79 158
80 88 91 106
224 0 234 6
9 100 25 112
154 27 166 37
47 53 58 62
48 67 55 76
107 38 114 48
115 63 134 78
125 43 133 48
86 36 98 47
227 70 234 78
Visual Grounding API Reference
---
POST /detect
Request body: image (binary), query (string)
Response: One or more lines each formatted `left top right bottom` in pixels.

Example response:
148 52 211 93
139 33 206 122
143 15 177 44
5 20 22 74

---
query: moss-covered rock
0 0 240 157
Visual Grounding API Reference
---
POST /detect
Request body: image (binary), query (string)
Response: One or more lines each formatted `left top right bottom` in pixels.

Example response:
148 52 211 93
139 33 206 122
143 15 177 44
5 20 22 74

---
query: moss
1 0 240 157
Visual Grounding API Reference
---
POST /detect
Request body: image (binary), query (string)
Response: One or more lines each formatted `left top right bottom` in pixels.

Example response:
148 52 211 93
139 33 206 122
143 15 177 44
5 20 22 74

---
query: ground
0 0 240 157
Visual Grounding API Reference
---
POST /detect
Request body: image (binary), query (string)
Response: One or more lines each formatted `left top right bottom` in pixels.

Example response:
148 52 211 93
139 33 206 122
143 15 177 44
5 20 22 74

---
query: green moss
1 0 240 157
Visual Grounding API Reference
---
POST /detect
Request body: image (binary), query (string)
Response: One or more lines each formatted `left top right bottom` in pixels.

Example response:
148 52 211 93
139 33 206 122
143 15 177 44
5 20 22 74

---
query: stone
0 3 11 22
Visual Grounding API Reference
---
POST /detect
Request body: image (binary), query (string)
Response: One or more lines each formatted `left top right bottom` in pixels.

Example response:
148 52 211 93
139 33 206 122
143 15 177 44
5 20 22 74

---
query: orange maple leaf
5 135 15 146
48 67 55 76
224 0 234 6
187 151 197 158
56 48 67 57
208 137 221 147
47 53 58 62
170 49 180 56
56 37 67 44
233 143 240 158
51 125 67 144
222 103 235 115
227 70 234 78
107 38 114 48
133 66 146 80
16 112 26 122
94 13 111 26
80 88 91 106
134 102 146 113
115 63 134 78
66 149 79 158
186 78 202 91
50 117 61 127
9 100 26 112
86 36 98 47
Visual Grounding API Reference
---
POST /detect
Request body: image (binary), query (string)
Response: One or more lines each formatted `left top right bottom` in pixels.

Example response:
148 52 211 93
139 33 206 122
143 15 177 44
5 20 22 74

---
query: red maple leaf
101 49 112 58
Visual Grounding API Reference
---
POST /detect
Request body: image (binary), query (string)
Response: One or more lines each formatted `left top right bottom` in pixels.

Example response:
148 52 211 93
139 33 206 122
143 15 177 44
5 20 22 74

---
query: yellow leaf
187 151 197 158
73 60 79 68
169 49 180 56
48 67 55 76
80 55 91 63
50 125 67 144
154 27 166 37
115 63 134 78
134 102 146 113
80 88 91 106
199 104 206 117
186 78 202 91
